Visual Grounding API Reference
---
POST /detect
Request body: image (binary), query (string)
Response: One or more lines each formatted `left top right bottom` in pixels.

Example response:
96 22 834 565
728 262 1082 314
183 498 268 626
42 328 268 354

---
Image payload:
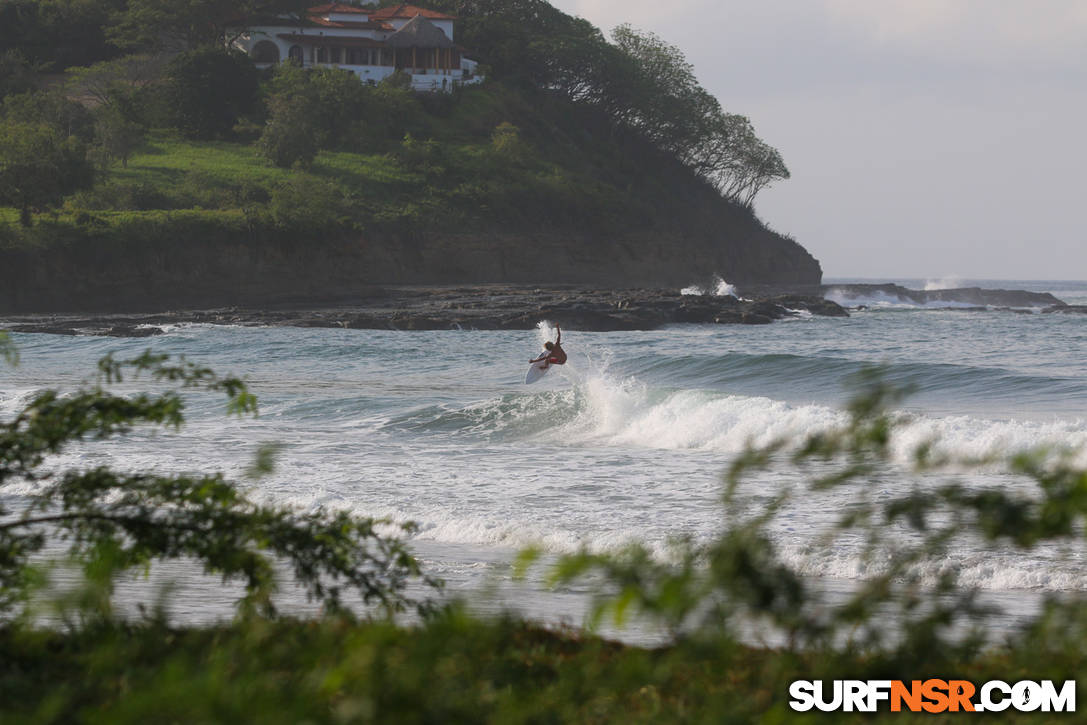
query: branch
0 511 206 534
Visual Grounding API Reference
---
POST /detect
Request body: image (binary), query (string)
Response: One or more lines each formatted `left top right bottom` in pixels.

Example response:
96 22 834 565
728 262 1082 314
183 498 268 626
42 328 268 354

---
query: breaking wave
380 363 1087 465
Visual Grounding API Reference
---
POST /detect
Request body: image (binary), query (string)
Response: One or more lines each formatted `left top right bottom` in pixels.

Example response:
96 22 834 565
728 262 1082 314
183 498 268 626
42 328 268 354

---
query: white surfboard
525 356 550 384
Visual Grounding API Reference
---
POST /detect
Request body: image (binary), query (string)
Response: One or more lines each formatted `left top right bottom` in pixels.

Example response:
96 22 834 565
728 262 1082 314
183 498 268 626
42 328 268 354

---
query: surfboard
525 357 550 384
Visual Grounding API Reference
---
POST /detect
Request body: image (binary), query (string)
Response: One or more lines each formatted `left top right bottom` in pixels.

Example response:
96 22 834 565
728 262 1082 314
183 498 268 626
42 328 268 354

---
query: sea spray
924 275 965 291
824 288 981 309
681 276 740 298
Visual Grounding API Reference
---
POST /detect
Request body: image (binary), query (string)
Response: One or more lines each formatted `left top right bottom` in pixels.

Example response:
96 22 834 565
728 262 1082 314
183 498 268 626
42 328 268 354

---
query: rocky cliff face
0 220 821 313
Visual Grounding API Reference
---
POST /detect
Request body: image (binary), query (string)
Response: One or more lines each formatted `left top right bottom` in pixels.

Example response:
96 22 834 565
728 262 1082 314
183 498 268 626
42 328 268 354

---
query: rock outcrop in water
6 283 1071 337
3 287 847 336
738 282 1066 309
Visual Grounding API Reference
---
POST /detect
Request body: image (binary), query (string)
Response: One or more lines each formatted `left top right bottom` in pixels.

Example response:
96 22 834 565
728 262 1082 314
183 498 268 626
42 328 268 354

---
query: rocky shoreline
3 286 847 337
1 284 1071 337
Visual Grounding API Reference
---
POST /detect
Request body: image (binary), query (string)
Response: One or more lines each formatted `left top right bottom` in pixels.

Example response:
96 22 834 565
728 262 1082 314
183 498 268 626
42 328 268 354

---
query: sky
549 0 1087 280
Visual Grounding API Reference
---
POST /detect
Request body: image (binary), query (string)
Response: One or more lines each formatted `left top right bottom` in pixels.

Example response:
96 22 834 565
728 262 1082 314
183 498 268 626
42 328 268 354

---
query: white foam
893 414 1087 468
778 544 1087 592
923 275 965 291
300 500 1087 594
535 319 557 348
555 381 843 453
514 365 1087 465
825 288 982 310
681 276 740 299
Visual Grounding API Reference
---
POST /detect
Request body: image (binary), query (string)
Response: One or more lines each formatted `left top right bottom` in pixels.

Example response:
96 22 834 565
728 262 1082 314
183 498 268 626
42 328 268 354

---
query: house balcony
301 62 482 91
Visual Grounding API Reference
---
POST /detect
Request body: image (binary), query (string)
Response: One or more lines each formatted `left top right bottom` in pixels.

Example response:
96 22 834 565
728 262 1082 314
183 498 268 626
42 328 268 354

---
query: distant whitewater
681 276 739 298
4 279 1087 628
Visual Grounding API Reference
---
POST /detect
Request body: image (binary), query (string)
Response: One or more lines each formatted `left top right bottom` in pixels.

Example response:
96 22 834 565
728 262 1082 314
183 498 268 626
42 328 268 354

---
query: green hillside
0 0 821 311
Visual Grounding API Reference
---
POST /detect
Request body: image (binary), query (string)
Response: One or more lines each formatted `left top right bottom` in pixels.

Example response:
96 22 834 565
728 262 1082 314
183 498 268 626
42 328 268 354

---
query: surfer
530 326 567 368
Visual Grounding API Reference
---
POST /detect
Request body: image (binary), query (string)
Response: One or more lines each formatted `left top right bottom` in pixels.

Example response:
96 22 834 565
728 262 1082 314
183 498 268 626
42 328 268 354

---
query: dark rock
101 325 164 337
769 295 850 317
10 324 78 336
20 282 1071 335
816 283 1064 309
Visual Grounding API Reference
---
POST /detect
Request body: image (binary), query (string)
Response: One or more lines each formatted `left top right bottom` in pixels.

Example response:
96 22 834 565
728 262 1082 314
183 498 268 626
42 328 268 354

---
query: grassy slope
0 83 739 248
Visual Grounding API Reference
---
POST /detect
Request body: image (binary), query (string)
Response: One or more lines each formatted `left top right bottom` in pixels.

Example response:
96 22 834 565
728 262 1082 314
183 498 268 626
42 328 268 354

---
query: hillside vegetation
0 0 820 310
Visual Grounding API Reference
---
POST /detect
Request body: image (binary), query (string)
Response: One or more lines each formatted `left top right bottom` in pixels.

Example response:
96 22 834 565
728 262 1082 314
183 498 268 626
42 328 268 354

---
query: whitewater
2 278 1086 633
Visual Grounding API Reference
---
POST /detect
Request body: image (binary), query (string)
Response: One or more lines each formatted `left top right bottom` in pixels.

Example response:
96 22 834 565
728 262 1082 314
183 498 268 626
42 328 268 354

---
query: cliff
0 214 819 313
0 81 821 314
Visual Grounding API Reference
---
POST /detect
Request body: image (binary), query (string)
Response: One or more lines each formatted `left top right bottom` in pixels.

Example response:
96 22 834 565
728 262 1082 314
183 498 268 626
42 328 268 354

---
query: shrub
0 349 438 621
1 90 95 142
260 93 319 169
0 119 94 225
166 48 259 140
268 177 349 231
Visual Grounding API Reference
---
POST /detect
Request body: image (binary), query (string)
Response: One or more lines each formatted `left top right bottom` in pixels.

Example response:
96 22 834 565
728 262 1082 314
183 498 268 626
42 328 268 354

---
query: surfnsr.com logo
789 679 1076 713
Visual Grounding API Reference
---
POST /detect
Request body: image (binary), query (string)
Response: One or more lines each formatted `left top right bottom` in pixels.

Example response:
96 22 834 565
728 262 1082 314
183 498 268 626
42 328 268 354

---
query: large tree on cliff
429 0 789 206
609 25 789 207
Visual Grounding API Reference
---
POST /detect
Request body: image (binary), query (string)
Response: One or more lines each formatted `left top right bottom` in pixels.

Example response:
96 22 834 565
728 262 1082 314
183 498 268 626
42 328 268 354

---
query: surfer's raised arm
555 326 561 345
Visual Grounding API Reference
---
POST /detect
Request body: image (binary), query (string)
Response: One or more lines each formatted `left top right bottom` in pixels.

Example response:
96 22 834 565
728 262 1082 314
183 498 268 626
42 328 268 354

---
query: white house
233 3 482 92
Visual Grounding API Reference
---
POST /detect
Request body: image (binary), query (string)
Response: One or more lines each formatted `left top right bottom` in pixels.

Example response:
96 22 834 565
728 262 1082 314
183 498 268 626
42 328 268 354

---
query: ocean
2 278 1086 638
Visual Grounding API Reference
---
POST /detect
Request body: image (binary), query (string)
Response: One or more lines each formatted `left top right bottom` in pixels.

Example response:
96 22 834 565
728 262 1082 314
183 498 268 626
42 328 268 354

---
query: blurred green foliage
0 348 438 630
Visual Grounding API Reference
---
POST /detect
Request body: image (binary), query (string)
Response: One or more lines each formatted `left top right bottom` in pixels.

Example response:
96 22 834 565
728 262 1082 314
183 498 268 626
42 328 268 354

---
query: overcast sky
550 0 1087 280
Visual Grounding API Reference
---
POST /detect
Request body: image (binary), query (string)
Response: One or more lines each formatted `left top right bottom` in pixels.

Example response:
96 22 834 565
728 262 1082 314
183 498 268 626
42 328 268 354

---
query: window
288 45 304 64
251 40 280 64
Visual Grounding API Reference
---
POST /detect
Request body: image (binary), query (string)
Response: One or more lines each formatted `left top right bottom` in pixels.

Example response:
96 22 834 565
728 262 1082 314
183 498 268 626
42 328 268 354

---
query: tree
0 349 438 620
490 121 526 162
381 69 414 91
429 4 790 207
609 23 712 149
0 49 37 102
109 0 311 52
0 120 94 226
268 177 348 230
260 96 319 169
259 63 320 167
166 47 259 140
429 0 611 98
259 64 424 163
609 25 789 206
0 0 126 72
66 54 168 110
1 90 95 142
93 103 145 168
692 113 791 207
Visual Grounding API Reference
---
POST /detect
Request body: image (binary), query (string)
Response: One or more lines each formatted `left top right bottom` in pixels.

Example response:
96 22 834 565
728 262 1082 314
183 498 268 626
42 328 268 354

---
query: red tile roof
369 4 457 21
309 16 394 29
308 3 368 13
